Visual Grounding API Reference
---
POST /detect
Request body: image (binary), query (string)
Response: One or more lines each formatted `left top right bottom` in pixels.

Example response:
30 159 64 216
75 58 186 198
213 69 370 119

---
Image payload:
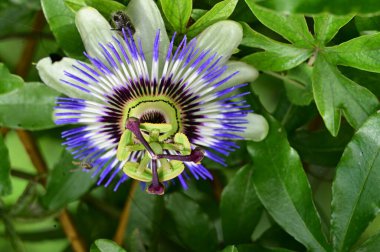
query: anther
126 117 157 159
147 159 165 195
157 147 205 163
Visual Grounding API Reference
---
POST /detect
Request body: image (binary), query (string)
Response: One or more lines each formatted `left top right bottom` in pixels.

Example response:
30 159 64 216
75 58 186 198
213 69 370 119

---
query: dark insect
71 161 93 172
49 53 63 63
110 10 135 36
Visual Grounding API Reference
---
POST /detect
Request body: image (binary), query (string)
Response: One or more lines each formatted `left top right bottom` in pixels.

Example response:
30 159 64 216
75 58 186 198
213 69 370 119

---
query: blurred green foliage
1 0 380 252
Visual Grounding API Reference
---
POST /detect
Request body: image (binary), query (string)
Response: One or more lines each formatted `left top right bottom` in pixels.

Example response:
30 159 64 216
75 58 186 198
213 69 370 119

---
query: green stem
264 71 306 89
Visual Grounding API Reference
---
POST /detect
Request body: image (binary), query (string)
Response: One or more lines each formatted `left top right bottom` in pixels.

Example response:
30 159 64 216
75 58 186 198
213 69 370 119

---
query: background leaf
247 115 330 251
165 192 218 252
0 136 12 196
0 63 23 95
220 164 262 244
187 0 237 37
331 114 380 251
41 0 84 58
90 239 126 252
41 150 94 210
0 82 59 130
282 64 313 106
355 232 380 252
160 0 192 33
64 0 126 17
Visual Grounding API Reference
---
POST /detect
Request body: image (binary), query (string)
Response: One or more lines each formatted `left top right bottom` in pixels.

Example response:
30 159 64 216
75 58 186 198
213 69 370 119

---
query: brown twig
14 10 87 252
59 210 86 252
1 128 9 137
210 170 223 202
10 169 38 182
113 180 138 245
15 130 48 185
15 11 45 77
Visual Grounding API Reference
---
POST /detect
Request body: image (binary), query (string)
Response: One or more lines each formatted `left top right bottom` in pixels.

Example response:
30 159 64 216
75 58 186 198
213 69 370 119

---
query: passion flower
37 0 268 194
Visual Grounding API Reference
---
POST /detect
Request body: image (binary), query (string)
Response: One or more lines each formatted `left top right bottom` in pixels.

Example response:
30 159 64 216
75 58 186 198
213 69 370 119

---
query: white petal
196 21 242 61
239 113 269 141
216 61 258 91
36 57 99 102
126 0 169 65
75 7 115 60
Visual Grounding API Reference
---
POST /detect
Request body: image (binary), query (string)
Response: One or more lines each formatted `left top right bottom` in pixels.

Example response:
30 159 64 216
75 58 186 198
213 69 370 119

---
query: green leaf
237 244 296 252
0 63 23 95
290 125 354 167
0 82 59 130
244 1 314 48
125 187 164 252
326 33 380 73
355 16 380 35
313 13 354 45
355 232 380 252
191 9 207 21
41 0 84 58
64 0 126 18
282 64 313 106
0 136 12 196
41 150 94 211
312 54 378 136
249 0 380 15
165 192 217 251
247 116 330 251
220 164 262 244
160 0 192 33
242 24 312 71
221 245 238 252
331 114 380 252
340 66 380 97
90 239 126 252
187 0 237 37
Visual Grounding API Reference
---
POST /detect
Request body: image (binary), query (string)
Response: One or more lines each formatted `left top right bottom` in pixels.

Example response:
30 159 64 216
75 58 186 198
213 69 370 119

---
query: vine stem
14 10 87 252
113 180 138 245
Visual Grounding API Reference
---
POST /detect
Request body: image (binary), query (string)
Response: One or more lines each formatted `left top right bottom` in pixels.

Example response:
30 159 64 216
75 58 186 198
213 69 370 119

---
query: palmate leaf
247 116 330 251
245 1 314 47
244 2 379 135
326 33 380 73
241 23 313 71
312 54 378 136
331 114 380 251
249 0 380 15
313 13 354 45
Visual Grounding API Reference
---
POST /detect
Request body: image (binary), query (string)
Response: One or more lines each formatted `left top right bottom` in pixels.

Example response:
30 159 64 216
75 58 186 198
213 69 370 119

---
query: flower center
116 117 204 195
121 95 181 142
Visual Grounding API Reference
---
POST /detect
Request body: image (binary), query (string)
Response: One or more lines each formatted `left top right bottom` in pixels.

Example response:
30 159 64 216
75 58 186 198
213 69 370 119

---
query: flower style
37 0 268 194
